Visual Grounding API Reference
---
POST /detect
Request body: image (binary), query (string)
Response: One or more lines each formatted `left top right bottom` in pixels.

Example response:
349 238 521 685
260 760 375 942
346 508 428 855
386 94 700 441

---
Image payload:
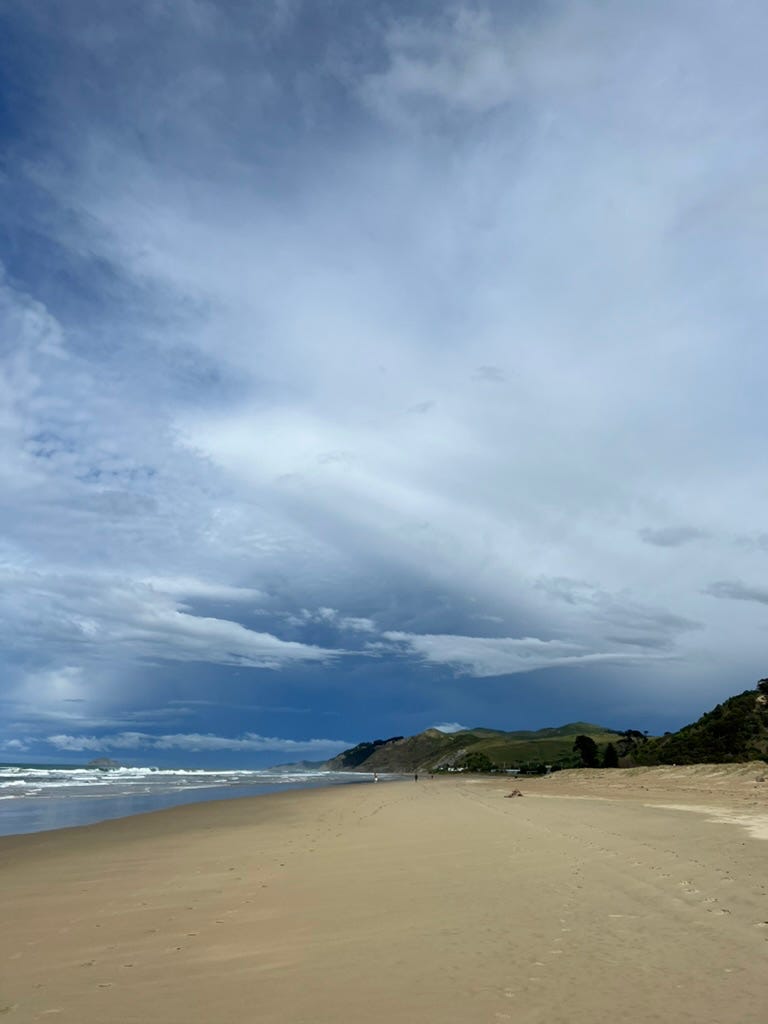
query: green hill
324 722 622 773
323 680 768 773
634 680 768 765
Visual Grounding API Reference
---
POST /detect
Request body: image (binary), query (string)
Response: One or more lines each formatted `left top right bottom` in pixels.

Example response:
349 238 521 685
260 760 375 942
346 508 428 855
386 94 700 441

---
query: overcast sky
2 0 767 766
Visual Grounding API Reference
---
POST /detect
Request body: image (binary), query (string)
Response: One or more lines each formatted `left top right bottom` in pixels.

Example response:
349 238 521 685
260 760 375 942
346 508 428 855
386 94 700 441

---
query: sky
1 0 768 767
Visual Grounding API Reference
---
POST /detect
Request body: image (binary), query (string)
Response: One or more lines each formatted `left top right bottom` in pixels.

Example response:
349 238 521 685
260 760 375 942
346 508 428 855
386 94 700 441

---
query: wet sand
1 766 767 1023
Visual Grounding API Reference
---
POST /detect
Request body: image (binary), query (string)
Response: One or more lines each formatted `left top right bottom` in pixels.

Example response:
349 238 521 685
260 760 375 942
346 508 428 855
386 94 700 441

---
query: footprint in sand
678 881 701 894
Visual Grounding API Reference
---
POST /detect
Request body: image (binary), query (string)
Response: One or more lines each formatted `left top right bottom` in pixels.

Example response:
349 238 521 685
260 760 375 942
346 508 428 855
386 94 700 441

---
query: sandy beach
2 767 767 1024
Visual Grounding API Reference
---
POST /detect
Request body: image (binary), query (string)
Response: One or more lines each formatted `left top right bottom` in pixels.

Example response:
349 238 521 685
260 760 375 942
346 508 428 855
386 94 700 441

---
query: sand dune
1 770 766 1023
524 760 768 804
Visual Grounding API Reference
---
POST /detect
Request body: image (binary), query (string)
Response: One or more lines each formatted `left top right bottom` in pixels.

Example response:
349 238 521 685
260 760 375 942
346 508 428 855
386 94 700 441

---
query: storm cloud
2 1 767 760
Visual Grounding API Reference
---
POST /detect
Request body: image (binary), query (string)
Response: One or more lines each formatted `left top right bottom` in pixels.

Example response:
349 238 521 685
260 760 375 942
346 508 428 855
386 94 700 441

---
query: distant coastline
0 765 380 838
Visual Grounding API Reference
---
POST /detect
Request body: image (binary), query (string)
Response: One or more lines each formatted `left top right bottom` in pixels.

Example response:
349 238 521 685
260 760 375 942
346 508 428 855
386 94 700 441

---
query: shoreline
2 769 766 1023
3 760 764 840
0 771 389 840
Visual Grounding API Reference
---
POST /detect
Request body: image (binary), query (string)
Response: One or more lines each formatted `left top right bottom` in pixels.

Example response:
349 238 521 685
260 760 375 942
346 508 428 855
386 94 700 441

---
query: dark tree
602 743 619 768
573 734 599 768
758 678 768 696
616 729 648 758
460 752 495 773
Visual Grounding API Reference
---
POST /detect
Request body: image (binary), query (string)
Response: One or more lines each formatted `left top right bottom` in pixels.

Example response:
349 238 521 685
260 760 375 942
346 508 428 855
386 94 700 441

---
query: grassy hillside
324 680 768 773
325 723 623 773
634 682 768 765
474 730 621 767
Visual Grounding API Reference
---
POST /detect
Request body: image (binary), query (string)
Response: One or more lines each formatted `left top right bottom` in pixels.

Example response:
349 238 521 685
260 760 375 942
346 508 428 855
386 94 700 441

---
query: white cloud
46 732 351 754
284 608 376 633
286 607 340 627
383 632 668 678
339 616 376 633
360 8 523 124
432 722 468 734
0 568 337 670
2 0 768 741
140 577 265 603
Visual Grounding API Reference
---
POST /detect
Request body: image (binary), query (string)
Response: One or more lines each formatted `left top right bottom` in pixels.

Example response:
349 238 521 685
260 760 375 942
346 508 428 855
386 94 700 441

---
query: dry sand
2 766 767 1024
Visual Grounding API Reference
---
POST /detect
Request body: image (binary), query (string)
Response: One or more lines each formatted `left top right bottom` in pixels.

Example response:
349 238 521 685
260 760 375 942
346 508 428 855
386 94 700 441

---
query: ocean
0 763 378 837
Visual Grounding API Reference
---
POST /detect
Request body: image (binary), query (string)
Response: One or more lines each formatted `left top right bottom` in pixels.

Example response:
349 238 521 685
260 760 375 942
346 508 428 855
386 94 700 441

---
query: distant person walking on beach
414 773 418 782
373 773 379 783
